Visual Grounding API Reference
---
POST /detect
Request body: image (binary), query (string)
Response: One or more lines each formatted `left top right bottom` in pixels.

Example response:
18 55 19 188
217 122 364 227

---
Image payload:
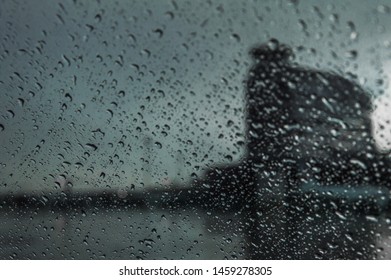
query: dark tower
244 39 390 259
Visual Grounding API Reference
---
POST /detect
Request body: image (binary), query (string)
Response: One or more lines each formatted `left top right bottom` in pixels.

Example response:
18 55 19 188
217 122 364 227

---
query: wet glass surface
1 0 391 259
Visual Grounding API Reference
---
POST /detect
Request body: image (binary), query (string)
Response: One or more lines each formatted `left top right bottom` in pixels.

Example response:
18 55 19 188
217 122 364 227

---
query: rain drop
85 143 98 151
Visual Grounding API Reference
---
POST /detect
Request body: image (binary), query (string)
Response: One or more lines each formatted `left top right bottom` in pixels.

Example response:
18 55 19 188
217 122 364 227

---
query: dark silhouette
196 39 391 259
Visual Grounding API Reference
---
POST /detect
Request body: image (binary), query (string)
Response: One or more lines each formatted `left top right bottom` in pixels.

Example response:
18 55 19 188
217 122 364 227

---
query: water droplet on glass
85 143 98 151
17 98 25 107
231 33 241 42
345 50 358 59
7 110 15 118
65 93 73 102
349 159 367 169
365 216 379 223
95 14 102 23
154 142 162 149
164 11 174 20
377 5 390 14
153 29 163 38
335 211 347 220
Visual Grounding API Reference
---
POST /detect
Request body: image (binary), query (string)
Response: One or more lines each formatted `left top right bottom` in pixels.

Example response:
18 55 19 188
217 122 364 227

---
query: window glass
0 0 390 259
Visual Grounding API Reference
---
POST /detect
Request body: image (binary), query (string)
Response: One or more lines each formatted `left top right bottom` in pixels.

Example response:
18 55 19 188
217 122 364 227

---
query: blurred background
1 0 391 259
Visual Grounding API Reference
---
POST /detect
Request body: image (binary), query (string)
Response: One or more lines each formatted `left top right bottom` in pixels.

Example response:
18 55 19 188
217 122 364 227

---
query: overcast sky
0 0 390 194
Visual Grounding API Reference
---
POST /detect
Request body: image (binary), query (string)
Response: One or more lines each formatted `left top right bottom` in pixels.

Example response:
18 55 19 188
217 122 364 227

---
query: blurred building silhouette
195 39 391 259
